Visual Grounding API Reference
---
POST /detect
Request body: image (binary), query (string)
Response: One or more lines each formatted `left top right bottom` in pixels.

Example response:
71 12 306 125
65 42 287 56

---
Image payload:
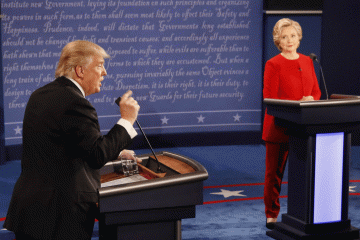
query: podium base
267 222 360 240
100 220 181 240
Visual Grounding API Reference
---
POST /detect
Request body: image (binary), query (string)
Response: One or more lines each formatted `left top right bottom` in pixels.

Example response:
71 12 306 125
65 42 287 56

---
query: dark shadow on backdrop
321 0 360 144
130 131 263 150
264 0 323 10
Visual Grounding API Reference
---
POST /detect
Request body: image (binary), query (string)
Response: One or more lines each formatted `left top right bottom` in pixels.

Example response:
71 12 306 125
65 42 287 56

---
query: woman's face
279 26 300 53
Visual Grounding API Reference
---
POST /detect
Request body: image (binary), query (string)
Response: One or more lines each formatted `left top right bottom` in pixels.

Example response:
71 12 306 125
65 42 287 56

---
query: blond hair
55 40 110 78
273 18 303 51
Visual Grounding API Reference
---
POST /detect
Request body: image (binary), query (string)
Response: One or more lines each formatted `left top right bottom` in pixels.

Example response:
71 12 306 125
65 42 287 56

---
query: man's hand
119 149 142 163
119 90 140 125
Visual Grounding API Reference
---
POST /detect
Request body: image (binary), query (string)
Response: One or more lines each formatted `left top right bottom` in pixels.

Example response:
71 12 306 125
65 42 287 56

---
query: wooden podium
264 95 360 240
98 151 208 240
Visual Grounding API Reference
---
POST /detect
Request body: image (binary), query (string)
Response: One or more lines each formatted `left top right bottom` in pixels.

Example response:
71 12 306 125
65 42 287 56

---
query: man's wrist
117 118 137 138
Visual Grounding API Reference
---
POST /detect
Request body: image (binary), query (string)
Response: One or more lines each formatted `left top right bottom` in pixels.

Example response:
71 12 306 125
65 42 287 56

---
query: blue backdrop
1 0 264 146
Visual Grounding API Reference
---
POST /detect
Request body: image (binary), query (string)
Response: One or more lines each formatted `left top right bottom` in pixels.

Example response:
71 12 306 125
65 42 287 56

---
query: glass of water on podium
120 151 139 176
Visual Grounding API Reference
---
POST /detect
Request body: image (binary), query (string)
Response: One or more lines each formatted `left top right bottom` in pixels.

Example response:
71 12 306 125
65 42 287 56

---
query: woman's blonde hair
55 40 110 78
273 18 302 51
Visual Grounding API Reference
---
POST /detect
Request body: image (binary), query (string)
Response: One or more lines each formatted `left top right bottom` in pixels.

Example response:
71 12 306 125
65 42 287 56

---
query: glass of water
120 152 139 176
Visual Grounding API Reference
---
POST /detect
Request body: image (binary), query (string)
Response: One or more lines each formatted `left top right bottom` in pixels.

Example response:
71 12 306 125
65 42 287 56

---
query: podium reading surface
98 151 208 240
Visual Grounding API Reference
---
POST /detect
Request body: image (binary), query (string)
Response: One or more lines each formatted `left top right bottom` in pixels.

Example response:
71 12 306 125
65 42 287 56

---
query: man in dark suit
4 40 140 240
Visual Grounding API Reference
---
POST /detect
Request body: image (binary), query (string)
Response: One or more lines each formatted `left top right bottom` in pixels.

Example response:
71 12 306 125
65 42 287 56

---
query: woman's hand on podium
299 96 314 101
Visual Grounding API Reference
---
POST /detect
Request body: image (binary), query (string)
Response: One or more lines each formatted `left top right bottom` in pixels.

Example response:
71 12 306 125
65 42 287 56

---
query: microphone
115 97 164 173
309 53 329 100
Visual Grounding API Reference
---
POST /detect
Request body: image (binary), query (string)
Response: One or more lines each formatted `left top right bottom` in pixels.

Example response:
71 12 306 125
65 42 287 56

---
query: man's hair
55 40 110 78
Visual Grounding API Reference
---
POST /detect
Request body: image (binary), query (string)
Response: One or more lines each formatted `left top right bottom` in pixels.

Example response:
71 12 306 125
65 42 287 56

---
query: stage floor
1 145 360 239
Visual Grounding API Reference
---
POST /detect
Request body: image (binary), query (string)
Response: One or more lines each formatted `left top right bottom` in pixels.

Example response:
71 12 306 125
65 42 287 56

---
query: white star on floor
14 126 22 135
210 189 246 198
161 116 169 124
197 115 205 123
350 186 356 192
233 114 241 122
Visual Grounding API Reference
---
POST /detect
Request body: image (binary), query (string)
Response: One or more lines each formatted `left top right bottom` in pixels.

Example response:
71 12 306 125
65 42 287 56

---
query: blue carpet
1 145 360 240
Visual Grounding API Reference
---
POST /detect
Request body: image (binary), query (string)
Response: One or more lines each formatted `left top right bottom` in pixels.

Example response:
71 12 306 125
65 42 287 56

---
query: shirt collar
66 77 85 98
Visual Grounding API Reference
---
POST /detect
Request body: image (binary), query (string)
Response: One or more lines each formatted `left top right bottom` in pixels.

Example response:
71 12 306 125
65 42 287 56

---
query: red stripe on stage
205 180 360 189
204 182 288 189
204 183 264 189
203 195 288 205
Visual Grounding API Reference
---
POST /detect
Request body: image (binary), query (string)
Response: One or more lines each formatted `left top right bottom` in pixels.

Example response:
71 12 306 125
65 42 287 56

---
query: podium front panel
98 151 209 240
313 132 344 224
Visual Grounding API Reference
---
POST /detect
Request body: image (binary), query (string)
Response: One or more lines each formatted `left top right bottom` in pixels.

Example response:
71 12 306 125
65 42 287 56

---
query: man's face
82 55 107 96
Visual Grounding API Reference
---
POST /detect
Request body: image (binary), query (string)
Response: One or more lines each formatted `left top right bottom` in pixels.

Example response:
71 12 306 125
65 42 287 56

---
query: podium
98 151 208 240
264 95 360 239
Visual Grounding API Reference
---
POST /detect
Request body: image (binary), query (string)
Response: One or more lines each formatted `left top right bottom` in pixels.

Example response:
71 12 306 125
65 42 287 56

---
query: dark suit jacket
4 77 133 239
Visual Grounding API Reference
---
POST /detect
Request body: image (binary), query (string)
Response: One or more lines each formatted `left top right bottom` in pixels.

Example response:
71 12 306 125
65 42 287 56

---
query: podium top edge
99 151 209 198
264 98 360 108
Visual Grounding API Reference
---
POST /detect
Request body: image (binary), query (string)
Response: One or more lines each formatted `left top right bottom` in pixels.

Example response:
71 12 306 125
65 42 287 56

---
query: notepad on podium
100 174 147 188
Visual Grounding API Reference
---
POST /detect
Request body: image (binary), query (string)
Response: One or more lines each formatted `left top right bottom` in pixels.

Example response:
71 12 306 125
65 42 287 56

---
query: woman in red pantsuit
262 18 321 229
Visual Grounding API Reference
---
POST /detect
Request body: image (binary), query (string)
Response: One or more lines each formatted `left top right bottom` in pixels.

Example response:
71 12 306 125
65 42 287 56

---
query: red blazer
262 54 321 142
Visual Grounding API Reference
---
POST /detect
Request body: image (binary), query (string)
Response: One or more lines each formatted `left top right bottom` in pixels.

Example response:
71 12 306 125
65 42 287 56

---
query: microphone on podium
309 53 329 100
115 97 164 173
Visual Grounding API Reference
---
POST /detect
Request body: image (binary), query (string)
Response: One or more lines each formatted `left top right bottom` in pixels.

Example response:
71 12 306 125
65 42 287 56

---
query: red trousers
264 141 289 218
